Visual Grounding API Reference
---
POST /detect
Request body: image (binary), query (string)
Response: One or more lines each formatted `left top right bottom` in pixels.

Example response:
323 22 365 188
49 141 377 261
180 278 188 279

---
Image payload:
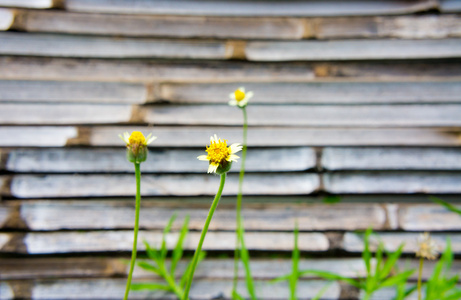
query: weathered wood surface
0 127 77 147
0 278 340 300
146 104 461 127
0 32 229 59
0 57 315 82
0 8 14 30
0 104 133 124
160 81 461 104
441 0 461 12
0 80 147 104
324 172 461 194
5 147 316 173
399 204 461 231
0 0 57 9
64 0 437 16
1 231 329 254
246 39 461 61
322 147 461 170
8 173 320 198
5 201 387 231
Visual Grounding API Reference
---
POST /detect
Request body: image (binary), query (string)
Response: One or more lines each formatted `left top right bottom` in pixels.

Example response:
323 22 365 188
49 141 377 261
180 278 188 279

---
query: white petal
146 135 157 144
245 91 254 99
228 100 238 106
228 154 240 162
208 163 218 173
197 155 209 161
238 87 245 92
230 143 242 153
229 92 236 100
238 99 248 107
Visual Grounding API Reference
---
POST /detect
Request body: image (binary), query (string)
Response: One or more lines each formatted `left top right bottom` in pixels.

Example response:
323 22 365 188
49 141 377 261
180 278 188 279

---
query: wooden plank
0 57 315 83
322 147 461 170
14 10 304 39
3 278 340 300
343 232 461 254
0 127 77 147
89 126 461 147
0 233 11 249
314 15 461 39
0 282 14 300
0 0 56 9
15 201 386 231
0 80 147 104
0 104 133 125
9 173 320 198
6 147 316 173
64 0 437 16
324 172 461 194
0 8 14 31
3 231 329 254
145 104 461 127
246 39 461 61
159 81 461 104
0 204 12 228
440 0 461 12
398 204 461 231
0 32 228 59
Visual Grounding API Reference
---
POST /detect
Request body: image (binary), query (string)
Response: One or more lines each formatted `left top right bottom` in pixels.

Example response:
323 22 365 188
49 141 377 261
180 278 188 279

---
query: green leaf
430 196 461 216
322 196 341 204
160 213 177 260
144 240 159 263
130 282 171 291
299 270 362 289
363 228 373 277
238 224 257 300
289 222 300 300
232 290 245 300
380 270 415 288
379 243 405 281
180 251 207 289
312 281 334 300
171 215 190 275
270 274 291 284
136 261 162 276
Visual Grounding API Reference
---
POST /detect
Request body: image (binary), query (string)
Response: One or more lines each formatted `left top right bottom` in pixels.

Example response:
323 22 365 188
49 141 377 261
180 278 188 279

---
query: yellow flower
228 87 253 108
119 131 156 163
416 232 439 260
197 134 242 174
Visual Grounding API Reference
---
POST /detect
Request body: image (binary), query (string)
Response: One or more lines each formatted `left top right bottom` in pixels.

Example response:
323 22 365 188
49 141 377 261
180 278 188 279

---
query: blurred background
0 0 461 299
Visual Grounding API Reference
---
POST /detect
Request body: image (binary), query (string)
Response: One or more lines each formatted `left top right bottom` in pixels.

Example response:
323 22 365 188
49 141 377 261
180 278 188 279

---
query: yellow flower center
206 139 231 164
128 131 146 146
234 89 245 102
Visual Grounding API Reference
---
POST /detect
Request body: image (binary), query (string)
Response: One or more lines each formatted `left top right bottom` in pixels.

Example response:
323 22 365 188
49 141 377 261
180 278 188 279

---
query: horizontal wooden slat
0 57 315 83
12 10 305 39
9 173 320 198
0 104 133 125
0 32 229 59
160 81 461 104
0 0 56 9
441 0 461 12
0 127 77 147
398 204 461 231
246 39 461 61
1 231 329 254
343 232 461 254
0 8 14 30
322 147 461 170
0 80 147 104
64 0 437 17
10 201 386 231
324 172 461 194
5 147 316 173
0 278 340 300
0 204 12 228
146 104 461 127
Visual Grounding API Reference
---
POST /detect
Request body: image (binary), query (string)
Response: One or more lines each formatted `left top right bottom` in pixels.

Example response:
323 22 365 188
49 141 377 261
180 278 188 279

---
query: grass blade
131 282 171 291
430 197 461 215
170 215 190 275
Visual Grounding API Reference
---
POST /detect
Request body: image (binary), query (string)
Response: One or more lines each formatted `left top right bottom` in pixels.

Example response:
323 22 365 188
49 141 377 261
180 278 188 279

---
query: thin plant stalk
124 162 142 300
417 257 424 300
233 106 248 296
183 173 227 300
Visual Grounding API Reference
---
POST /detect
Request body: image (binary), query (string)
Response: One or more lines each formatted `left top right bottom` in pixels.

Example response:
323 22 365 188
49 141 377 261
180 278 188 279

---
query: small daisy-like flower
416 232 439 260
197 134 242 174
228 87 253 108
119 131 156 163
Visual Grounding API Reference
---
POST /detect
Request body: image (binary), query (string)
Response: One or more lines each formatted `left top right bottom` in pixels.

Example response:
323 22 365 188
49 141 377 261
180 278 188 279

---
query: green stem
183 173 227 300
124 162 142 300
417 257 424 300
162 265 184 299
233 107 248 296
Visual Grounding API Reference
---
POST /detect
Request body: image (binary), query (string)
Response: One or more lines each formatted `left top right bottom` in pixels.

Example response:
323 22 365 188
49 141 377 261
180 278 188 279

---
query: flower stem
124 162 142 300
417 257 424 300
233 107 248 296
183 173 227 300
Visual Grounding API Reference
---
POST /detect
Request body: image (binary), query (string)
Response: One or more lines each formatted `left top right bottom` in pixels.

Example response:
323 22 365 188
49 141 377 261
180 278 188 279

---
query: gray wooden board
0 80 147 104
9 173 320 198
398 204 461 231
146 104 461 127
160 81 461 104
246 39 461 61
0 204 12 228
0 104 133 124
322 147 461 170
0 127 77 147
0 32 228 59
324 172 461 194
0 8 14 30
13 10 305 39
441 0 461 12
343 232 461 254
0 278 340 300
0 0 55 9
89 126 461 147
64 0 436 16
14 201 387 231
0 57 315 83
2 231 329 253
5 147 316 173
